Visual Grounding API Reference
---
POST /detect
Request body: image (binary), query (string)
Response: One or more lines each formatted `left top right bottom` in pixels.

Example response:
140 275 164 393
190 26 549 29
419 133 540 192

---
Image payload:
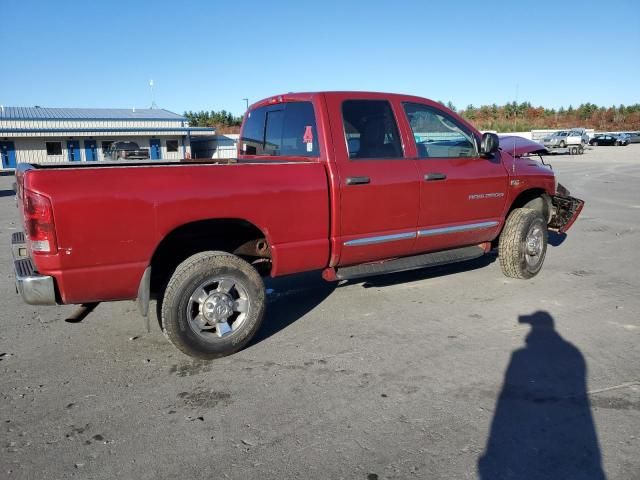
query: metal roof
0 106 185 121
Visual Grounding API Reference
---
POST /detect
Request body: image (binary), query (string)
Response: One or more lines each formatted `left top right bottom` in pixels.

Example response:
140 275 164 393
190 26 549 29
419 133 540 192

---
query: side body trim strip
417 221 499 237
343 221 500 247
344 231 416 247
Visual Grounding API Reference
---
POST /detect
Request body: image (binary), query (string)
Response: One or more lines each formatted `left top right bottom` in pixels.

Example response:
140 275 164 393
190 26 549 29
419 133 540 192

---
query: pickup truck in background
11 91 584 359
107 141 150 160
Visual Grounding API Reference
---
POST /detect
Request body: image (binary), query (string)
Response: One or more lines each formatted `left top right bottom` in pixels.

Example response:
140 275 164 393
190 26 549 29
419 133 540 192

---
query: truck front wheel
499 208 548 279
161 251 265 359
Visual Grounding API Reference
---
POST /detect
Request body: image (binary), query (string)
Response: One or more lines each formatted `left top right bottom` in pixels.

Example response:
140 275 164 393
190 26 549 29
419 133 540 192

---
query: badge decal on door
468 192 505 200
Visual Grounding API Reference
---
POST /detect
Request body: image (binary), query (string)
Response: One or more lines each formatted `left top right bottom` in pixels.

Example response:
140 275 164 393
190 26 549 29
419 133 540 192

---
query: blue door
84 140 97 161
0 141 17 169
149 139 161 160
67 140 81 162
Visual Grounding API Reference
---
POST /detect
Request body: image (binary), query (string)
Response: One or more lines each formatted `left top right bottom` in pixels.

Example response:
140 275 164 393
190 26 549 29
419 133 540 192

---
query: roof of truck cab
249 91 440 109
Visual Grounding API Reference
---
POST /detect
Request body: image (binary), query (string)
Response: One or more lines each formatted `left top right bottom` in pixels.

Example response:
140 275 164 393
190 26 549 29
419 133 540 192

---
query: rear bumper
11 232 57 306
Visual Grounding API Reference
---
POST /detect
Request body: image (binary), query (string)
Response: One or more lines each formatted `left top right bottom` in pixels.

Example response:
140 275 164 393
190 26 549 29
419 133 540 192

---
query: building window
45 142 62 156
101 141 113 154
166 140 179 152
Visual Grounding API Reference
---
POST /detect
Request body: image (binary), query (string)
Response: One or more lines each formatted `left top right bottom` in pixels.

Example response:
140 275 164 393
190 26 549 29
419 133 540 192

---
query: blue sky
1 0 638 116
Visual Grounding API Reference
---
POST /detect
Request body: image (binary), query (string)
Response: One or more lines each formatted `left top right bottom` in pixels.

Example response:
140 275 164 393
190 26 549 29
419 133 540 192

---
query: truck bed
18 159 330 303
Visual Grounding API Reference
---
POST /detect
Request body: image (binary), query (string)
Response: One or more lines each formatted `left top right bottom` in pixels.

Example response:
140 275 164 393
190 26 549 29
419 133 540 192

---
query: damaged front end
548 183 585 233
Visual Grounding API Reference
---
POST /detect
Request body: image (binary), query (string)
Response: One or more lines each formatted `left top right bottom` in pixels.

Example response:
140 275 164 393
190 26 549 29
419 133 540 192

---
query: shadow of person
478 311 605 480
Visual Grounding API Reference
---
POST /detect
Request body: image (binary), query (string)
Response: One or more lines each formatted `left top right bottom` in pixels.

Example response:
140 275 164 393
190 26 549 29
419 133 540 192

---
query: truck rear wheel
499 208 548 279
161 251 265 359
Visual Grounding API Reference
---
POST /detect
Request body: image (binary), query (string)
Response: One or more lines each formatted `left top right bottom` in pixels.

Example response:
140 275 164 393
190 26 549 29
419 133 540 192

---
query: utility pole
242 98 249 112
149 80 157 109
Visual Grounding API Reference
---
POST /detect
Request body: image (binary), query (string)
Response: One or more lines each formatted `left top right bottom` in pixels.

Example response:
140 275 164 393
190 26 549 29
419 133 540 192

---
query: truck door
326 95 420 266
399 102 508 253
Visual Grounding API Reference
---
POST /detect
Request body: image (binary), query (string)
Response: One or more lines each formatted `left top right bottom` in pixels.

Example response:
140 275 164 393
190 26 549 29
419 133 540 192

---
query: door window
403 103 477 158
342 100 403 159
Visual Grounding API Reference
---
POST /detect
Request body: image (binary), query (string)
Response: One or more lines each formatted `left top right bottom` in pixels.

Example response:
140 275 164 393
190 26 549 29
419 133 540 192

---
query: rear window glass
240 102 319 157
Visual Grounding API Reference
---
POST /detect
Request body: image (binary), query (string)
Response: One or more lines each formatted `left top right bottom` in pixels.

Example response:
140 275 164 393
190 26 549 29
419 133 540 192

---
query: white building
0 106 215 169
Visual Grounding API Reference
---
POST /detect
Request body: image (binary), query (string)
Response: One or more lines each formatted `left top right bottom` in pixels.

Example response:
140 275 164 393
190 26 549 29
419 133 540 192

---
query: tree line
183 110 243 133
449 101 640 132
185 102 640 134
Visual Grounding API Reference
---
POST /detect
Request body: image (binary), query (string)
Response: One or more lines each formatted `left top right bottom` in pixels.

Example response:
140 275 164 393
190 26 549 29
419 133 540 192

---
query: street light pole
242 98 249 111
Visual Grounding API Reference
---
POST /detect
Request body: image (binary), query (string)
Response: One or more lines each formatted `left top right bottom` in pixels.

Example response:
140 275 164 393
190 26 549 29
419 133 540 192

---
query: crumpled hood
498 135 548 157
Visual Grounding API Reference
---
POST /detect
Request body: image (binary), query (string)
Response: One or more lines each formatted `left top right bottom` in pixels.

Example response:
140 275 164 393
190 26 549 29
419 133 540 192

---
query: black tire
499 208 548 279
578 145 584 154
161 251 265 359
570 146 577 155
593 141 598 146
559 141 566 148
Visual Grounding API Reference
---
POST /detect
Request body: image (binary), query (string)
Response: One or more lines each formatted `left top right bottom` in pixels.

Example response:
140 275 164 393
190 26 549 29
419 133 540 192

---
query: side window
240 102 319 157
45 142 62 156
403 103 476 158
342 100 403 159
101 141 113 154
166 140 179 152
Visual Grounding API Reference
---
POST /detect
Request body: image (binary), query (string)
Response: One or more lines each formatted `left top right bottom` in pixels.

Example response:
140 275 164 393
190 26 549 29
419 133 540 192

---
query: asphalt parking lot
1 145 639 479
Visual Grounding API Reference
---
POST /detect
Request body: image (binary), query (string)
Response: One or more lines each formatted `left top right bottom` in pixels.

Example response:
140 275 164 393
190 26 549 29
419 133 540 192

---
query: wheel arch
507 188 552 223
148 218 272 295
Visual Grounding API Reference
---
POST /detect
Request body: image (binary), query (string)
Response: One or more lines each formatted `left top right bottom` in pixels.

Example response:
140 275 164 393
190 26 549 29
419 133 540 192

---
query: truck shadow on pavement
252 256 497 345
354 253 497 288
478 311 606 480
250 271 336 345
0 189 16 198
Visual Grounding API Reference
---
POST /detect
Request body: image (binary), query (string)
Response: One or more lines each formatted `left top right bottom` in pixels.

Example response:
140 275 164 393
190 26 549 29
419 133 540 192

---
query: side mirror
480 132 499 155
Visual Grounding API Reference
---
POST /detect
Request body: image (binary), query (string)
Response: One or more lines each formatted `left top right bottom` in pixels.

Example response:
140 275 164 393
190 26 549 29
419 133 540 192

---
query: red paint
18 92 569 305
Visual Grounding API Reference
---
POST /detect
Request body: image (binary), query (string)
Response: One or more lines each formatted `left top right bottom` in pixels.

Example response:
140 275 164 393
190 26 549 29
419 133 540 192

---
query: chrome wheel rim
524 223 544 269
186 276 250 340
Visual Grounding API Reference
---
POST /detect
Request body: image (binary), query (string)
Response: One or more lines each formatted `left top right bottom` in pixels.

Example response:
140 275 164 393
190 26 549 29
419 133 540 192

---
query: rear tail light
23 189 58 254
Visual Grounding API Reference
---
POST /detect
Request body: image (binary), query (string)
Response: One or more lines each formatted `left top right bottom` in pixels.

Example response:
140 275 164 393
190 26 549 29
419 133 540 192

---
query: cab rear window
240 102 319 157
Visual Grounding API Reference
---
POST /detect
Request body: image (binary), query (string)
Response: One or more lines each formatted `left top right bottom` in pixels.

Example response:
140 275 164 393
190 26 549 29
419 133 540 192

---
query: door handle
424 173 447 181
346 176 371 185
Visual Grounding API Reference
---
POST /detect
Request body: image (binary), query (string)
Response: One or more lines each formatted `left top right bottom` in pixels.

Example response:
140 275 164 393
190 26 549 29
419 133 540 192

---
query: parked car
542 129 586 149
589 134 628 146
11 91 584 359
568 128 590 144
622 132 640 143
107 141 150 160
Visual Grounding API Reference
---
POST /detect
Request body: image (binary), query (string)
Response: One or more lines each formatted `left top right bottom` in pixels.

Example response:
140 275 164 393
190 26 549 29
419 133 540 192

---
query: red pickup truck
12 92 583 359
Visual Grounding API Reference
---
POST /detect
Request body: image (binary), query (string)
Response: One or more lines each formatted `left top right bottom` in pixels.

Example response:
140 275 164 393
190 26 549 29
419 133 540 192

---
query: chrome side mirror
480 132 499 155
